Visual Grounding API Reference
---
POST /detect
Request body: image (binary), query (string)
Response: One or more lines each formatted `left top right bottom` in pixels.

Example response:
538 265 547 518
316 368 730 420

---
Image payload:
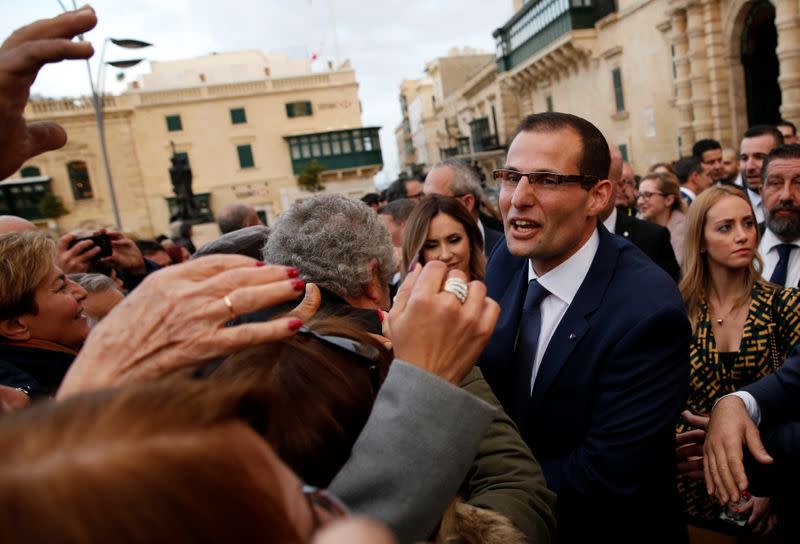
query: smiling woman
0 231 89 399
401 195 485 282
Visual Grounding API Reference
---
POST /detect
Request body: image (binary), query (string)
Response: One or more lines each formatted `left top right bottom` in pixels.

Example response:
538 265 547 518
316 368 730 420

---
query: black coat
0 343 76 399
614 210 681 282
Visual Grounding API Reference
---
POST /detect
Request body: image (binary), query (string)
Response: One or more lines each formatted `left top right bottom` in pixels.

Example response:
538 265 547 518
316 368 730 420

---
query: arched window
67 161 93 200
20 166 41 177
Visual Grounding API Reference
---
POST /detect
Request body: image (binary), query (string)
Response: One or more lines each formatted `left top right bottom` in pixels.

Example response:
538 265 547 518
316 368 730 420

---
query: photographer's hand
100 229 146 275
56 232 100 273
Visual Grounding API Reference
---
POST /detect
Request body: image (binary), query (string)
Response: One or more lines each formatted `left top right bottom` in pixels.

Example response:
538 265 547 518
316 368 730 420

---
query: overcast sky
4 0 513 188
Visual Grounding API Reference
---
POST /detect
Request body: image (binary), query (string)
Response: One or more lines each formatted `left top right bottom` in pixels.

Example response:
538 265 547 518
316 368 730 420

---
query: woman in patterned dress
677 186 800 541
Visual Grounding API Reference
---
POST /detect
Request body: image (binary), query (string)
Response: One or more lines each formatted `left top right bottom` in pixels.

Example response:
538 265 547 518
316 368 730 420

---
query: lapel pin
569 333 577 340
623 231 629 237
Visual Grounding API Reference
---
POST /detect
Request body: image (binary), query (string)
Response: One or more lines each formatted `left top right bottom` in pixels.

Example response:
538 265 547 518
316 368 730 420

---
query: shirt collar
681 187 697 200
602 207 617 233
762 224 800 251
527 228 600 305
477 218 486 242
747 187 762 205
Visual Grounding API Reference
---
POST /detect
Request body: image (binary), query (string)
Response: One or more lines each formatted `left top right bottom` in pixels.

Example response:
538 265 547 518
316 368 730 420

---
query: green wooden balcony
493 0 614 72
0 177 54 220
285 127 383 175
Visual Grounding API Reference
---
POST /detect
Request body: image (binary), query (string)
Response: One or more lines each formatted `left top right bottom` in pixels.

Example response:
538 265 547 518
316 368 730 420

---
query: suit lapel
530 226 620 407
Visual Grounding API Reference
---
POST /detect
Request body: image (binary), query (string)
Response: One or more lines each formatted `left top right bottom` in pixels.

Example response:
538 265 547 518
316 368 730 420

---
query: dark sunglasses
296 326 383 391
492 169 599 189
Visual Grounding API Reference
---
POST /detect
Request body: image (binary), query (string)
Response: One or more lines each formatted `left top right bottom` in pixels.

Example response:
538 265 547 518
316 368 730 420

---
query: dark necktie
514 279 550 419
769 243 795 287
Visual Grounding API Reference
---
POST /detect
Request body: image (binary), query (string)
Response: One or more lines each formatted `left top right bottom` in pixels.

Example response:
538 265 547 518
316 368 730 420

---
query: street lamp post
85 37 152 230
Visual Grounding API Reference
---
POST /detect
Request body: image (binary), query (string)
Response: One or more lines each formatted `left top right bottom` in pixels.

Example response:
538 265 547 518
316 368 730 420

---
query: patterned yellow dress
677 281 800 527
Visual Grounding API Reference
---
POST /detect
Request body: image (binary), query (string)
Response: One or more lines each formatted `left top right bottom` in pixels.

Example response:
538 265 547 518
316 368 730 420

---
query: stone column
776 0 800 123
687 1 713 141
702 0 733 147
672 8 694 156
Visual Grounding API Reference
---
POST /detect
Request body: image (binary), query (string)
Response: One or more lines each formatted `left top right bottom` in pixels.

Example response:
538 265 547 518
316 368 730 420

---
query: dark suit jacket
743 345 800 425
481 224 690 542
482 225 503 258
614 210 681 282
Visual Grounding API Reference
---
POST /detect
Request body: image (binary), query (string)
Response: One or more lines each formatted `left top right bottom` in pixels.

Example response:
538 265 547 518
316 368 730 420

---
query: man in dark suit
424 158 504 256
704 345 800 536
601 145 681 281
481 112 690 543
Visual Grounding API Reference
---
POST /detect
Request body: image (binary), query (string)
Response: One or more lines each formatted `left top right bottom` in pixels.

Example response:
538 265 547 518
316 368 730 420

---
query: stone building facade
398 0 798 177
4 51 382 239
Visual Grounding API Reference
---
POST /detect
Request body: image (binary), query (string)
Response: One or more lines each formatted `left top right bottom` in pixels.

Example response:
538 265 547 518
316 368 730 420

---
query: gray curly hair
263 194 394 298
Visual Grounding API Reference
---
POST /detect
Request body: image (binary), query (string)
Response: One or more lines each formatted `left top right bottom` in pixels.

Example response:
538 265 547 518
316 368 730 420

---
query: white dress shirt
724 392 761 425
477 218 486 245
758 227 800 287
524 229 600 395
602 207 617 234
747 188 765 224
680 187 697 204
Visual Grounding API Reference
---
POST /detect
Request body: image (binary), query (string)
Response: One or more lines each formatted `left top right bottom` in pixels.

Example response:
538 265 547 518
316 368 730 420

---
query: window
331 134 342 155
546 95 553 112
619 144 629 162
20 166 41 177
612 68 625 112
286 101 313 118
230 107 247 124
166 115 183 132
237 144 255 169
290 142 301 160
67 160 93 200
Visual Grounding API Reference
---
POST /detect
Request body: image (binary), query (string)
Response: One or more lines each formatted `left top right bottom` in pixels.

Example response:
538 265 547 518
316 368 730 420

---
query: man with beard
740 126 784 223
758 145 800 287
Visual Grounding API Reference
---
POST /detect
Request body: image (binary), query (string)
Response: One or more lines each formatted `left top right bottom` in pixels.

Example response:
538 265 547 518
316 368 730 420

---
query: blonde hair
679 186 763 331
640 172 687 214
0 231 54 320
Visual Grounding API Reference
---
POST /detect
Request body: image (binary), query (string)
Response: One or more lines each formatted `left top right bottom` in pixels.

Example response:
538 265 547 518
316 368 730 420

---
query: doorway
741 0 781 126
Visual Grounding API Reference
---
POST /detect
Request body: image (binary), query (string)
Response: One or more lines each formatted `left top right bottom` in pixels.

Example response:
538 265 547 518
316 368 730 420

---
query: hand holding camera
57 229 145 275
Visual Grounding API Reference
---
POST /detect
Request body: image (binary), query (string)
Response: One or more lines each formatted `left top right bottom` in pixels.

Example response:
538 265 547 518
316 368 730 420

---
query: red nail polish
377 309 385 322
291 279 305 291
288 318 303 331
255 261 266 267
286 267 300 278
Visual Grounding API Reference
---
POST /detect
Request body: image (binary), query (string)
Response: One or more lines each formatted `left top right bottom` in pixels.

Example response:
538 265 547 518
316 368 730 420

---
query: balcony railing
0 177 54 220
493 0 614 72
285 127 383 175
440 147 459 159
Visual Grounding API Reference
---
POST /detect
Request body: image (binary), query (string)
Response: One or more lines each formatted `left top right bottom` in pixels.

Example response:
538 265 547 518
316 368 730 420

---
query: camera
67 233 113 261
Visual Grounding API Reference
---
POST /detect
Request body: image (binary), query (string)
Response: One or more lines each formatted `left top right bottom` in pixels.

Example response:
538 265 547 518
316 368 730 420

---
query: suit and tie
481 224 691 542
482 223 504 257
612 208 681 281
758 225 800 287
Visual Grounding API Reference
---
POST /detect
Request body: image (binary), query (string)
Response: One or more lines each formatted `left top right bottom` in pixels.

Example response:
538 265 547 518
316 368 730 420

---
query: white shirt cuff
721 392 761 425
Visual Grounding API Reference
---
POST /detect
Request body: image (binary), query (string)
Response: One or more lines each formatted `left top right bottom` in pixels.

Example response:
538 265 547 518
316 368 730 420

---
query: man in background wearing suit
601 145 681 281
424 158 504 256
757 144 800 287
481 112 690 543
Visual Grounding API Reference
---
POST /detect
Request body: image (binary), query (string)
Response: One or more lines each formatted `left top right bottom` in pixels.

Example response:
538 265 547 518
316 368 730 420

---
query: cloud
5 0 512 185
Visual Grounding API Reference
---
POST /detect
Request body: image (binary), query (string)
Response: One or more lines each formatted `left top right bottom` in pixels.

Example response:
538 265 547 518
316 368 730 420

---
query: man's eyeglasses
302 484 349 531
635 191 666 201
296 326 382 392
492 169 599 189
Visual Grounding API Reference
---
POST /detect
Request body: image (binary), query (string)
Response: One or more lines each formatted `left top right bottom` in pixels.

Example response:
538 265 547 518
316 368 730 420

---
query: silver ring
443 277 468 304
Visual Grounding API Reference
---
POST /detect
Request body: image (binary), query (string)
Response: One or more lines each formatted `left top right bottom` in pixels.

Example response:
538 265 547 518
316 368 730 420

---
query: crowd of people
3 6 800 544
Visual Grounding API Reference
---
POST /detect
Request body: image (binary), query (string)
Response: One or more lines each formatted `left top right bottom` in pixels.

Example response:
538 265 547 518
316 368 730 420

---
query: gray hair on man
263 194 394 298
433 158 484 202
218 203 258 234
67 273 117 294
